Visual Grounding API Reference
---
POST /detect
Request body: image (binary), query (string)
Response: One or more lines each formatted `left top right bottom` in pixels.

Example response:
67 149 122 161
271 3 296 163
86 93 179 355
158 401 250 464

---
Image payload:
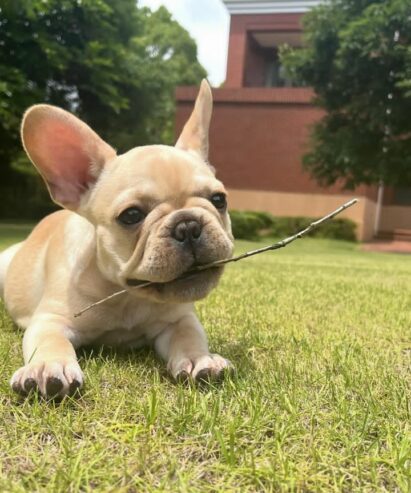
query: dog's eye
210 193 227 211
117 207 145 226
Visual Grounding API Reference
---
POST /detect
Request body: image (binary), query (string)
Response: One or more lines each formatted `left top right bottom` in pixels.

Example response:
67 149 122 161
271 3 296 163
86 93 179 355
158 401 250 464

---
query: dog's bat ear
175 79 212 161
21 105 116 210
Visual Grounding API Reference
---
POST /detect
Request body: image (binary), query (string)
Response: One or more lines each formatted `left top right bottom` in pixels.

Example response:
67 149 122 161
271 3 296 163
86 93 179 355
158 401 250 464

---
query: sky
138 0 230 86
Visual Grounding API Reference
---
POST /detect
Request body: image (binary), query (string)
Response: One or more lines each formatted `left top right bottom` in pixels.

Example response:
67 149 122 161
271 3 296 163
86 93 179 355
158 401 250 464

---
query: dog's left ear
175 79 212 161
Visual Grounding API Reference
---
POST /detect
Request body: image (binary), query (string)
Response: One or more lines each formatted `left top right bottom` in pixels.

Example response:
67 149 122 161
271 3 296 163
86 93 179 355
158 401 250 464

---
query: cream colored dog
0 80 234 398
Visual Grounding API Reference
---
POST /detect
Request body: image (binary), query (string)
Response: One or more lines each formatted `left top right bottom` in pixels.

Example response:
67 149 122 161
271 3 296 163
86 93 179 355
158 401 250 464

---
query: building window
264 51 294 87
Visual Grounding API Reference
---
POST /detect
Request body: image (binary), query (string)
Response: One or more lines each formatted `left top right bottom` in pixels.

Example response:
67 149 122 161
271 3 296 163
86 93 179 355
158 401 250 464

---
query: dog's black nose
172 220 202 243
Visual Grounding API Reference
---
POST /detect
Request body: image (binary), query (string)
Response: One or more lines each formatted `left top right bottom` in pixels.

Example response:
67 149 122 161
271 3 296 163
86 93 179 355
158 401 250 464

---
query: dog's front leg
10 314 83 397
154 313 232 382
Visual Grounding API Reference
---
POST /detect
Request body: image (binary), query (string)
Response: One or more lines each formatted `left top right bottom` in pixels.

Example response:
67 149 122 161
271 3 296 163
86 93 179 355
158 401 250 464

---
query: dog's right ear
21 105 116 210
175 79 213 161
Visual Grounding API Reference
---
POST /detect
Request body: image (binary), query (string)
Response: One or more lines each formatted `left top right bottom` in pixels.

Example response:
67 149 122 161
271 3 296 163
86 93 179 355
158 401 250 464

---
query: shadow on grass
77 343 250 390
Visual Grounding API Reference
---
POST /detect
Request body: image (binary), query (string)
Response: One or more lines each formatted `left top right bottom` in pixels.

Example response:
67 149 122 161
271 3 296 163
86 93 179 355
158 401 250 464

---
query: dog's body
0 80 234 397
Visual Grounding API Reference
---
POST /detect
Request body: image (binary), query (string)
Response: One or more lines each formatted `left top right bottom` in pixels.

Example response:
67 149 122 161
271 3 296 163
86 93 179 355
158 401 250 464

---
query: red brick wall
175 86 377 200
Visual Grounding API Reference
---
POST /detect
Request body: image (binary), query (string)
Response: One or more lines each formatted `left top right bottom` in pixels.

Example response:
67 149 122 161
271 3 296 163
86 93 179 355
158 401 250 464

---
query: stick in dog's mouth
74 198 358 318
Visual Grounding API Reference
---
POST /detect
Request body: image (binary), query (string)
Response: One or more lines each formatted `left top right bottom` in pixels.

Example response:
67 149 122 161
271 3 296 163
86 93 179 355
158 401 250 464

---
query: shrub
230 210 357 242
312 218 357 241
229 211 269 240
0 187 57 220
247 210 276 229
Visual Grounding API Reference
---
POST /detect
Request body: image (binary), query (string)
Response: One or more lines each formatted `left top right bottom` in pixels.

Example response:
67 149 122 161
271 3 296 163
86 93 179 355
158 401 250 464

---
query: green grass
0 223 34 250
0 224 410 492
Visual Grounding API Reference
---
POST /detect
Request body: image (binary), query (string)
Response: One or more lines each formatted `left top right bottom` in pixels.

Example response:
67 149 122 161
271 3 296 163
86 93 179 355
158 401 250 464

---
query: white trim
222 0 323 14
374 181 384 236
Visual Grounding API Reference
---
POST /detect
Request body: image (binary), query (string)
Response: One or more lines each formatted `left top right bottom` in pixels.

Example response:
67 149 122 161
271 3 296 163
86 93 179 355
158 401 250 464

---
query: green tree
281 0 411 188
0 0 206 216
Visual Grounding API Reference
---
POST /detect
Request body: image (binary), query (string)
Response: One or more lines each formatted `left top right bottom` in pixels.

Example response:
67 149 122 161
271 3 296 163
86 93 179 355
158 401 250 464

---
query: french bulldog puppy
0 80 234 398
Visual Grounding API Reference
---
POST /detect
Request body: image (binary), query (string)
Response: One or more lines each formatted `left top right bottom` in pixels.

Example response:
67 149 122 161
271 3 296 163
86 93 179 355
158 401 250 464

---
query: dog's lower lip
125 272 197 287
125 265 219 287
126 279 151 287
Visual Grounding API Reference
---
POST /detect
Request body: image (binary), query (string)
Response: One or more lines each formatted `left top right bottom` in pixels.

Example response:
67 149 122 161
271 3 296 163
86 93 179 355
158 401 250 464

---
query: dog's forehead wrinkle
97 148 219 212
118 145 211 178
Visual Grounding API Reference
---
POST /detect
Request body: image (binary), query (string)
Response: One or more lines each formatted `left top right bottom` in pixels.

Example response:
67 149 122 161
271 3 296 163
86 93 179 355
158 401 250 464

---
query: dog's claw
24 378 38 393
175 370 191 383
12 381 23 395
195 368 212 382
46 377 63 397
219 362 235 381
68 379 82 395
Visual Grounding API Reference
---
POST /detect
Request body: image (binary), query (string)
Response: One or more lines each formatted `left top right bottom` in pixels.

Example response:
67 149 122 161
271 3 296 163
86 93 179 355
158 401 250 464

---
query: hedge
0 187 57 220
230 210 357 242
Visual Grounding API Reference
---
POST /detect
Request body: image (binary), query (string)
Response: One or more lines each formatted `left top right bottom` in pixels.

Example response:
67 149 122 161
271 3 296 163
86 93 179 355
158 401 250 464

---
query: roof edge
222 1 323 14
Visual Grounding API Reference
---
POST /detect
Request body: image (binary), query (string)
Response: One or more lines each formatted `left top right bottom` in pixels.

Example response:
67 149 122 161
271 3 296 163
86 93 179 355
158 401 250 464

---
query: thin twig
74 198 358 318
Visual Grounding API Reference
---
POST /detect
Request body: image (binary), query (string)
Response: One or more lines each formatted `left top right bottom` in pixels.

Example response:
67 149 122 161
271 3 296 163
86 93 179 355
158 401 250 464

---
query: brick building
175 0 411 241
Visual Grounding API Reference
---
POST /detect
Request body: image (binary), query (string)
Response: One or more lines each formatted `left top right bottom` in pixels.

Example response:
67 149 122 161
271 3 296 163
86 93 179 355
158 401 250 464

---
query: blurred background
0 0 410 246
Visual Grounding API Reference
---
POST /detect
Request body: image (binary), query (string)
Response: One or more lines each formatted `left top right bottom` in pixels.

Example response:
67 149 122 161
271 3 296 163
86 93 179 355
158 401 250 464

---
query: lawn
0 223 410 492
0 223 35 250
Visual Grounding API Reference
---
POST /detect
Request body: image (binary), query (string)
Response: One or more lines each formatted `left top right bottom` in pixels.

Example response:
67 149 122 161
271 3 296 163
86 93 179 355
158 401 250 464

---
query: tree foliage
0 0 206 195
281 0 411 188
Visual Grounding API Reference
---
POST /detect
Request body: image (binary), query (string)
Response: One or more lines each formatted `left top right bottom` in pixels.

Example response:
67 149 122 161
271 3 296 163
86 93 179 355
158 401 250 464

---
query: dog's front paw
10 359 83 398
169 354 234 383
